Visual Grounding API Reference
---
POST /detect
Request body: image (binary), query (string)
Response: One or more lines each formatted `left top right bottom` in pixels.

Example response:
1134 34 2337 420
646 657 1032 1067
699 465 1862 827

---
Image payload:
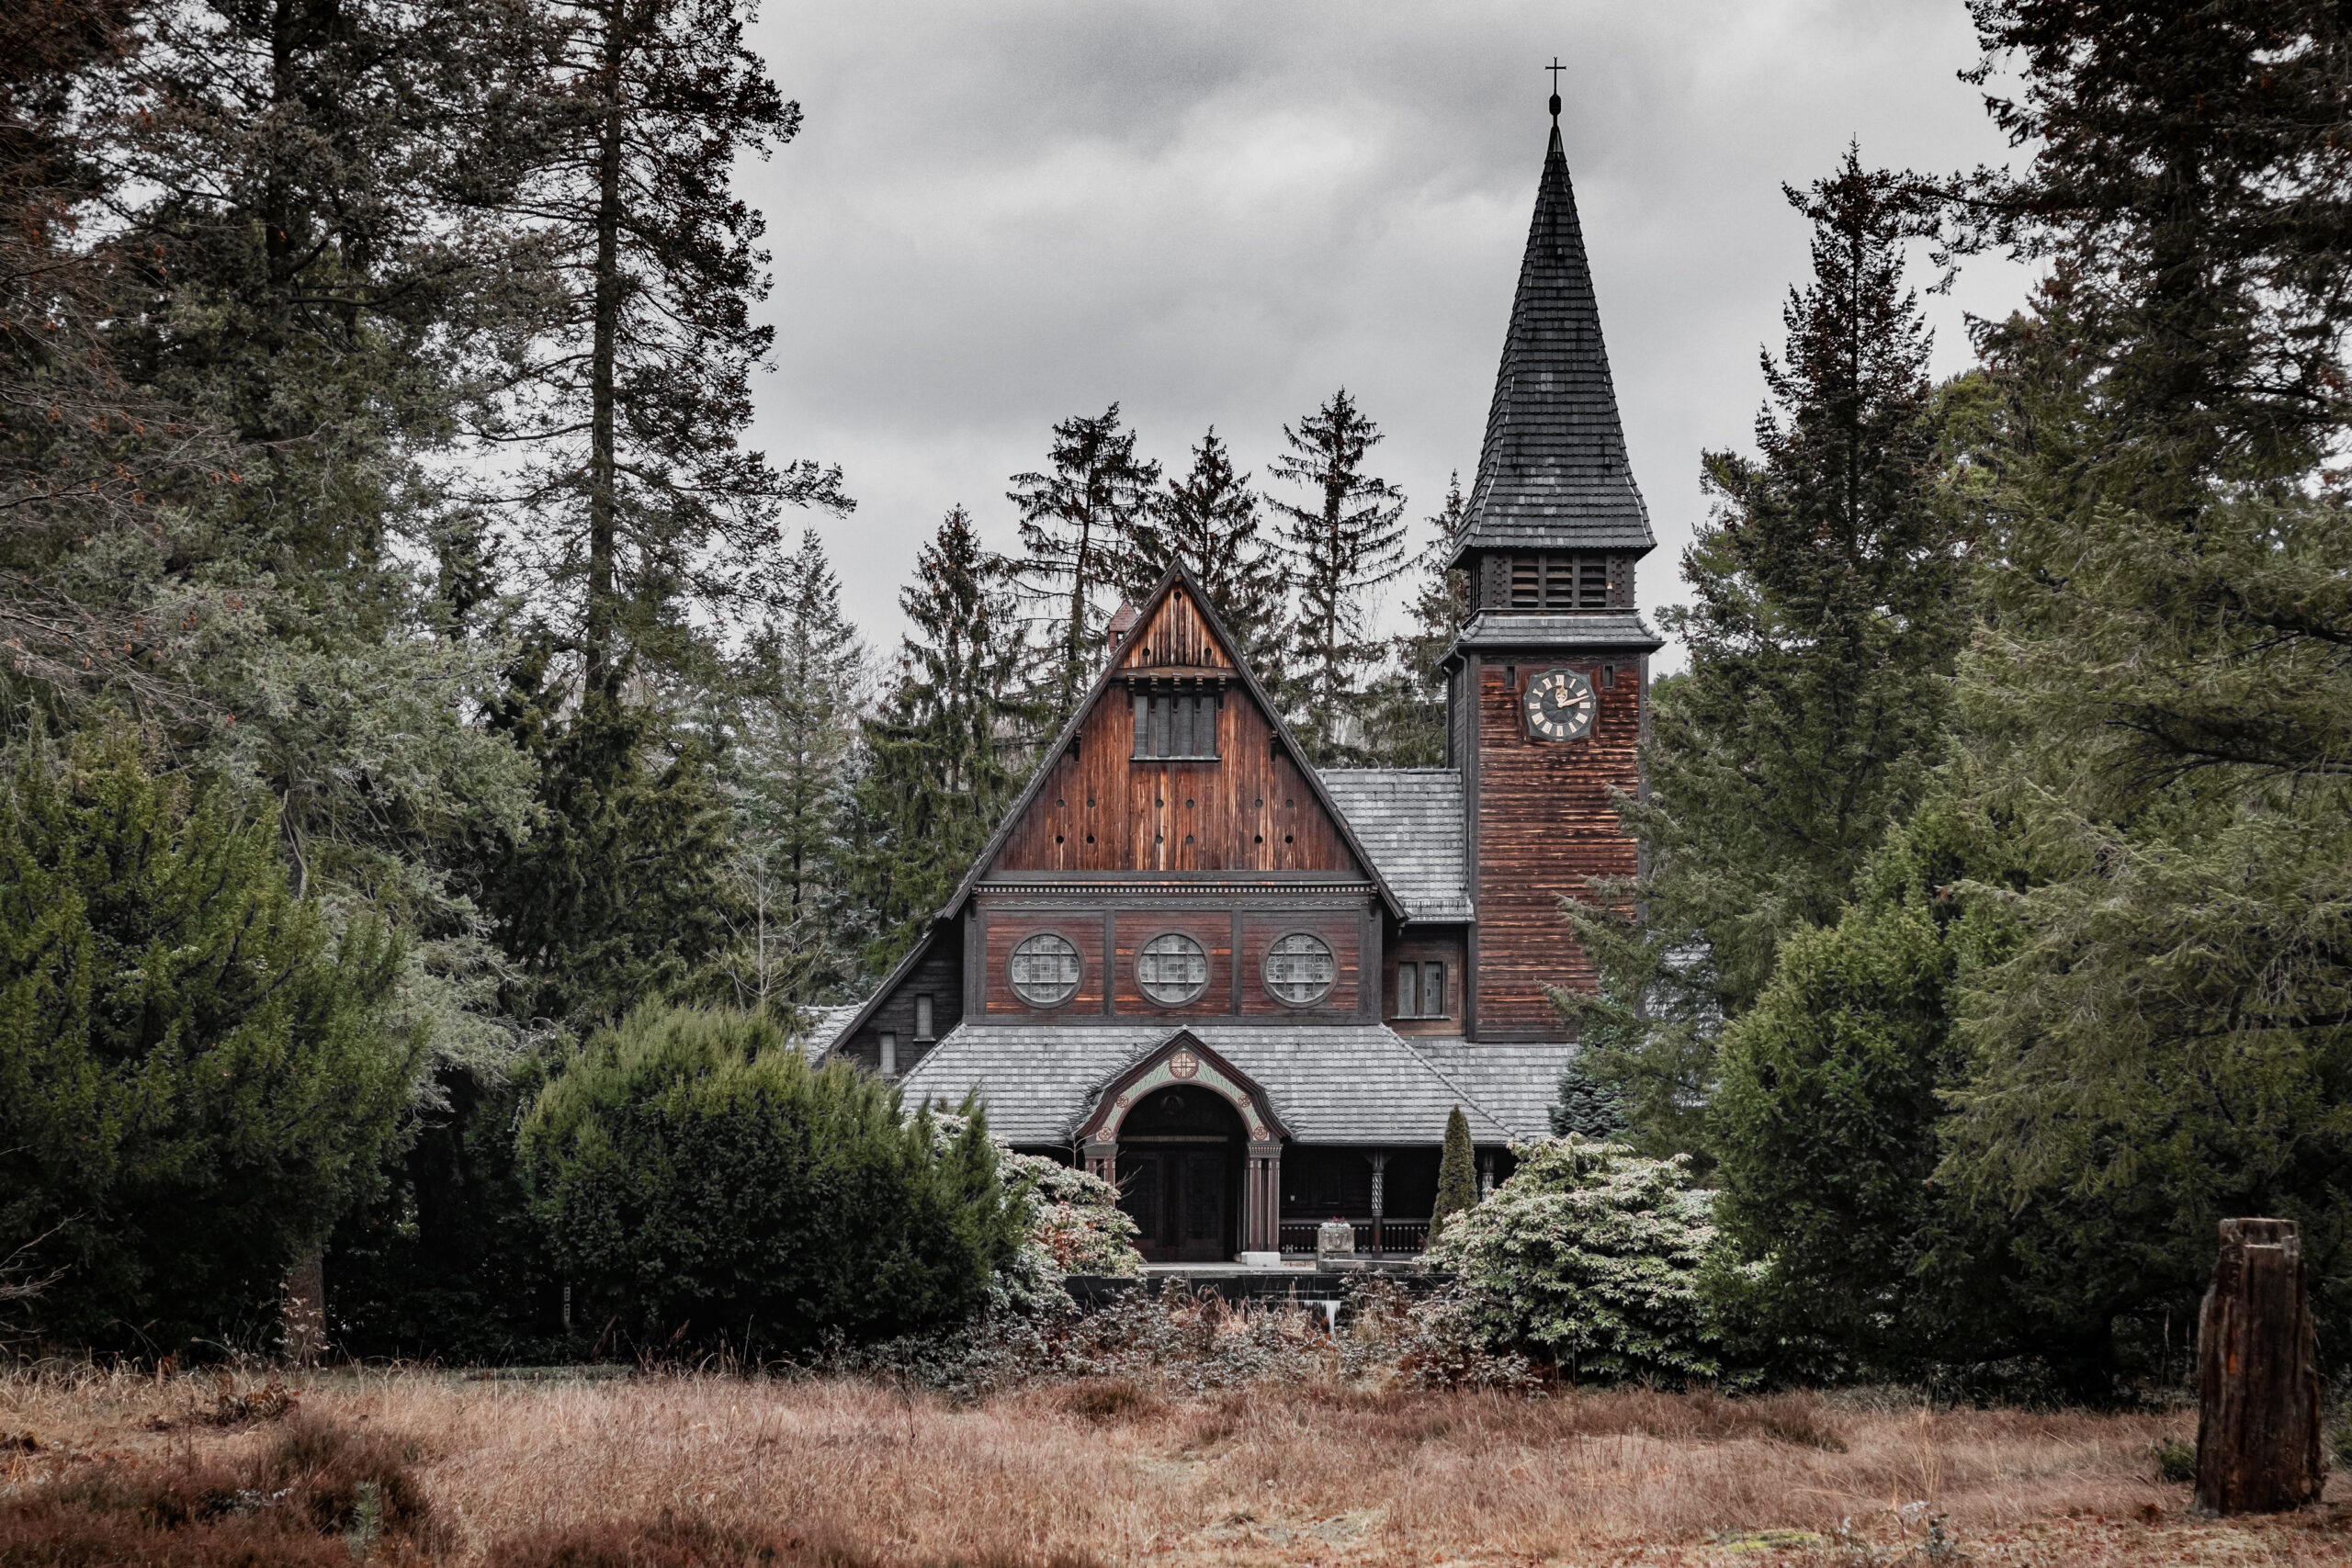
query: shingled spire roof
1451 118 1655 561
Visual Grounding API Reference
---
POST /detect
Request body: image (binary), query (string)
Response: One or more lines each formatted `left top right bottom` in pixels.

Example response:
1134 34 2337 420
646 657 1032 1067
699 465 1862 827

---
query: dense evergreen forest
2 0 2347 1388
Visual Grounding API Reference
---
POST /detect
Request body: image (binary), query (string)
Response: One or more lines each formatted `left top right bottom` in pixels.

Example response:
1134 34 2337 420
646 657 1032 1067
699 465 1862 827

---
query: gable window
1264 931 1337 1007
1136 931 1210 1007
1009 931 1082 1009
1396 962 1448 1020
1133 691 1220 760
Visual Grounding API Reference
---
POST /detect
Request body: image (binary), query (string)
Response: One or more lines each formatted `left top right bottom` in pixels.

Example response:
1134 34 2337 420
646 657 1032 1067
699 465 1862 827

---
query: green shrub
1423 1136 1730 1385
1432 1106 1476 1240
520 1008 1021 1358
2154 1435 2196 1483
0 739 421 1356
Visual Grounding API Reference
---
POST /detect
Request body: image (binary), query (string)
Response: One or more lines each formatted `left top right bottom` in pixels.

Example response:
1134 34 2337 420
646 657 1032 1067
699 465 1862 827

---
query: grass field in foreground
5 1367 2351 1565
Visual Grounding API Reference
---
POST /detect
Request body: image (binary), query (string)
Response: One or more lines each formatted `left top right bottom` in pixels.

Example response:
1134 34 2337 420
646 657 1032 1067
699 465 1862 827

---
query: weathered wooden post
2193 1218 2324 1514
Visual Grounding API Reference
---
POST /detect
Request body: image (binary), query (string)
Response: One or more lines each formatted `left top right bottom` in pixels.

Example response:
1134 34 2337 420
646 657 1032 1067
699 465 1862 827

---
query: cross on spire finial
1546 57 1564 120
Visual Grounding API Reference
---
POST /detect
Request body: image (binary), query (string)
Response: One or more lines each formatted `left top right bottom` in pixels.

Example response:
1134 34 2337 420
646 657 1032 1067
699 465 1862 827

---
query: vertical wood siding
982 913 1108 1018
993 588 1362 877
1472 656 1641 1039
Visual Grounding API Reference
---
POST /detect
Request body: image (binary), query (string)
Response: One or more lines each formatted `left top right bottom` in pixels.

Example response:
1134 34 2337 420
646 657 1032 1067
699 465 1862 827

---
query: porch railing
1277 1218 1432 1257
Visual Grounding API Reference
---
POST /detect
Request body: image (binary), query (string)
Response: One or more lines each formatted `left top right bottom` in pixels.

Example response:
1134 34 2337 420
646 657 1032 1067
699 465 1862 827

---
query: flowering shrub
1002 1153 1142 1280
1423 1136 1732 1385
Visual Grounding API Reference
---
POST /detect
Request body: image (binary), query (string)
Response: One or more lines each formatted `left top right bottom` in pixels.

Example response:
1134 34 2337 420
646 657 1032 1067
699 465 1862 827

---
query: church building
822 102 1662 1263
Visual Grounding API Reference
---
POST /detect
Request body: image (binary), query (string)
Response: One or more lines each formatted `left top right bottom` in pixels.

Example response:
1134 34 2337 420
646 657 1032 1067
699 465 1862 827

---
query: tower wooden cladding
1443 108 1664 1043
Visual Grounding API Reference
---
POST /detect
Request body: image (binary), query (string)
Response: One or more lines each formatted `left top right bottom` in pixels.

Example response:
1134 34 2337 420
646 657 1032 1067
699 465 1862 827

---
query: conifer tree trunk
586 0 629 699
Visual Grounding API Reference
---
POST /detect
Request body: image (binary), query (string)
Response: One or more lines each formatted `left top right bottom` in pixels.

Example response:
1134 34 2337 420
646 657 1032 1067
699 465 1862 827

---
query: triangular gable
822 567 1406 1062
970 566 1405 904
1073 1028 1288 1144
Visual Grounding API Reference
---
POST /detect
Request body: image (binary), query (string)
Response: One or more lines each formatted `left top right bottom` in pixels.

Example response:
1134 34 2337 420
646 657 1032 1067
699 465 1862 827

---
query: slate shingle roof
1318 769 1472 921
895 1024 1525 1146
1407 1038 1576 1142
798 1004 859 1063
1453 124 1656 559
1450 611 1665 653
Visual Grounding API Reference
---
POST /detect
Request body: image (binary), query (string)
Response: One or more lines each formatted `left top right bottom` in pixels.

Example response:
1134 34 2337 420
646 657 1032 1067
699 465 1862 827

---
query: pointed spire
1453 109 1654 560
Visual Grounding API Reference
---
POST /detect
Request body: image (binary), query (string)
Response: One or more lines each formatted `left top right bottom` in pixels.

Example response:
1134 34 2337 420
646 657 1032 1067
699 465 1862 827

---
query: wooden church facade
822 104 1663 1263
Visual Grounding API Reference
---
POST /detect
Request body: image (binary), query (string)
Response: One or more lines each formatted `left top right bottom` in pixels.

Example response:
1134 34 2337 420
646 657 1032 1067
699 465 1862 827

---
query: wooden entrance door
1118 1145 1232 1262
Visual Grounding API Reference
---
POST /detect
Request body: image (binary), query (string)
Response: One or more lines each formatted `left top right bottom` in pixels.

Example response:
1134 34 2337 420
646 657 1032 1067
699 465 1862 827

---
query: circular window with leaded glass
1263 931 1336 1008
1008 931 1082 1009
1136 931 1209 1007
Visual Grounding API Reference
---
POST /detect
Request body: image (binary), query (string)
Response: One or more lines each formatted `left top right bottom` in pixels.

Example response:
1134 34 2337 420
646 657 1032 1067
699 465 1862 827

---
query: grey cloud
748 0 2031 670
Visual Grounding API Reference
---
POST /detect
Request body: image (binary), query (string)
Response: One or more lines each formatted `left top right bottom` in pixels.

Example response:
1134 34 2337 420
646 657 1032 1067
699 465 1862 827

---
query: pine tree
1267 389 1408 763
1360 474 1468 767
1148 427 1283 671
850 508 1028 977
494 0 848 699
1006 405 1159 724
1563 151 1962 1159
1431 1106 1477 1240
724 528 866 1019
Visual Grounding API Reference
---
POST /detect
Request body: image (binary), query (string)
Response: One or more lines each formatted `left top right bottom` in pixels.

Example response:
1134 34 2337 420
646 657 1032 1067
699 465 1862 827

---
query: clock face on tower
1522 668 1596 741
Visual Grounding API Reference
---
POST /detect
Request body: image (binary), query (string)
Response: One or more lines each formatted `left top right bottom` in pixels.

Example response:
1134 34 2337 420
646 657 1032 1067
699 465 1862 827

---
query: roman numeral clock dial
1521 669 1596 741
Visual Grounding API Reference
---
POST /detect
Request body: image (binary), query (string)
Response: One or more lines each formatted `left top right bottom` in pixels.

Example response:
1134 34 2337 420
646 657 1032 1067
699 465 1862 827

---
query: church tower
1447 93 1661 1043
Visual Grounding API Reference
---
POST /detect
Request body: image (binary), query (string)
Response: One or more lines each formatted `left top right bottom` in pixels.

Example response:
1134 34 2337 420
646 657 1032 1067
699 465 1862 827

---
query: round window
1008 931 1082 1009
1136 931 1210 1007
1263 931 1336 1007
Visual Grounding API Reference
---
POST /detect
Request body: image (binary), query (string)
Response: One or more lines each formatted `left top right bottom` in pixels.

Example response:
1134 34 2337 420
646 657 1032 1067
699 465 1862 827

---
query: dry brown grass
6 1365 2351 1565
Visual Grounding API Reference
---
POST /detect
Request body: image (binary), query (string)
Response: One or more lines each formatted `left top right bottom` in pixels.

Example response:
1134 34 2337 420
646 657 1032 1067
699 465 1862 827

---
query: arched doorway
1115 1085 1244 1262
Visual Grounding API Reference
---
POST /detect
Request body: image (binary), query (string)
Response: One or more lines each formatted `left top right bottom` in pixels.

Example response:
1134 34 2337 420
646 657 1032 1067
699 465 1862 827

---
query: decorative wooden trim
1101 909 1116 1016
1228 908 1243 1012
1072 1029 1291 1144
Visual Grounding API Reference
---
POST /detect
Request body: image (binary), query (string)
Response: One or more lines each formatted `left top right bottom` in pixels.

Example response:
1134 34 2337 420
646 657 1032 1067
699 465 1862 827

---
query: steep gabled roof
823 564 1407 1058
1451 120 1656 562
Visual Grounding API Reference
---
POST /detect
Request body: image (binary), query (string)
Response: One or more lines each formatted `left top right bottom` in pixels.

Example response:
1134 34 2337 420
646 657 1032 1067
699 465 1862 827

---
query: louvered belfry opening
1496 553 1625 612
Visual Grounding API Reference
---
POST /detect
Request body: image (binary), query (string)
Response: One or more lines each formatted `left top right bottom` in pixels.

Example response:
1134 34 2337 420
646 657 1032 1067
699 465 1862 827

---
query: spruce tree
850 508 1028 977
1551 1052 1628 1141
1952 0 2352 484
491 0 848 698
1928 255 2352 1366
1006 405 1159 723
1267 389 1408 763
724 528 866 1018
1148 427 1284 672
1431 1106 1477 1240
1361 474 1468 767
1563 151 1962 1158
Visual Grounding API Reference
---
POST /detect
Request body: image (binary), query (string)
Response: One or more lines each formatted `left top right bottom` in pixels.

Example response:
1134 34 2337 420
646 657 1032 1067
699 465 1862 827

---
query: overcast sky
744 0 2033 674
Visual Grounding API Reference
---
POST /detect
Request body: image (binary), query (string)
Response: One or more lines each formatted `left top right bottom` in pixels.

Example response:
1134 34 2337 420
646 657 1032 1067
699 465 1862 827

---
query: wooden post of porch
1368 1152 1387 1255
1244 1141 1281 1255
1083 1138 1116 1185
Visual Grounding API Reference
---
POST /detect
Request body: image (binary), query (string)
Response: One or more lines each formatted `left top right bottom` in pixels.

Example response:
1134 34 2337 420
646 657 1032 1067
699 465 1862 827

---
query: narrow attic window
1132 691 1220 761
